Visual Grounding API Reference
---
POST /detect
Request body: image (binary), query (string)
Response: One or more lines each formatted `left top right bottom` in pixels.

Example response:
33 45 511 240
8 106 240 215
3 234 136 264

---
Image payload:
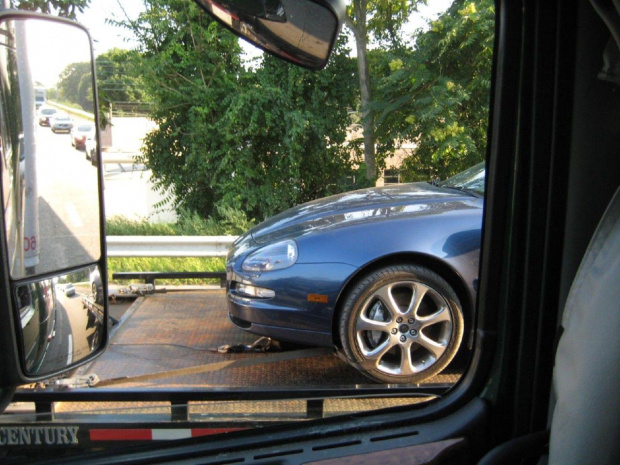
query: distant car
37 107 58 126
50 113 73 133
63 283 76 297
226 162 485 384
70 123 94 149
85 134 98 165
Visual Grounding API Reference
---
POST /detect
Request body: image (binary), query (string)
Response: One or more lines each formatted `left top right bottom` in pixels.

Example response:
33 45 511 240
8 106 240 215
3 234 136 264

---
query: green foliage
14 0 90 19
176 206 255 236
215 38 361 219
374 0 494 181
106 216 177 236
344 0 424 180
347 0 419 46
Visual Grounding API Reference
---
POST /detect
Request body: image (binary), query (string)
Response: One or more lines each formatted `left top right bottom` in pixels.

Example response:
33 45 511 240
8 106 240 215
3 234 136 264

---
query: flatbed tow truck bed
1 290 462 456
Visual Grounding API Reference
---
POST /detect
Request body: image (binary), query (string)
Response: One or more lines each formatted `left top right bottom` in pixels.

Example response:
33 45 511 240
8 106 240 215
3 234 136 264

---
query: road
25 118 101 277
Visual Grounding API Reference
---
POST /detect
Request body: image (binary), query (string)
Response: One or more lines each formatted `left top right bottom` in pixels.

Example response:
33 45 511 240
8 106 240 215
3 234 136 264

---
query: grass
106 207 255 236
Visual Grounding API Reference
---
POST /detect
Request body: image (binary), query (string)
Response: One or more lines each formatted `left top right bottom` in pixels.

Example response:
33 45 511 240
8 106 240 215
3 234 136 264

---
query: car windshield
440 162 486 196
41 109 56 115
55 115 70 120
77 125 93 131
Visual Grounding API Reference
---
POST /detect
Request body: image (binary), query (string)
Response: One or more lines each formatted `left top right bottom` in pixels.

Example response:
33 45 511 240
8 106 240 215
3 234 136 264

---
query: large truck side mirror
0 11 107 397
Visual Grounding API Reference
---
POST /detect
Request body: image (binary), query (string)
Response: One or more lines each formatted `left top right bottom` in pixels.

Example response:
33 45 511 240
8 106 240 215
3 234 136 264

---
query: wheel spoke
418 306 452 329
360 337 395 360
372 285 403 319
399 345 415 376
356 314 390 332
417 334 447 360
407 283 431 318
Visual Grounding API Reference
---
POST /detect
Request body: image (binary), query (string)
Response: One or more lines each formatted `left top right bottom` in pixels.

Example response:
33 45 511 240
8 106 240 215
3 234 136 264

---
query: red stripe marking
192 428 246 437
90 429 152 441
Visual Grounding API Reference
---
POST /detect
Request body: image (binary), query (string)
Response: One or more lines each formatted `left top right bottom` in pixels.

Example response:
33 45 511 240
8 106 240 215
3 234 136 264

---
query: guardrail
107 236 237 287
47 100 95 121
106 236 237 257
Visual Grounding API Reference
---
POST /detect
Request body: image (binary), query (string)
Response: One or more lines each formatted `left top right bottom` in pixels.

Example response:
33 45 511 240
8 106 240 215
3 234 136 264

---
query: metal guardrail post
171 401 189 422
35 402 54 422
306 399 324 419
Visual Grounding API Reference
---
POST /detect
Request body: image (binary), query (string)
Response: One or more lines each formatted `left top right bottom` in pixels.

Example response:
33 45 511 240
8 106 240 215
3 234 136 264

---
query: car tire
338 265 464 384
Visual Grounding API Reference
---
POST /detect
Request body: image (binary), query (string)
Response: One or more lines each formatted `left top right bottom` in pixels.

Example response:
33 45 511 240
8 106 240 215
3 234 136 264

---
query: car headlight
242 240 298 272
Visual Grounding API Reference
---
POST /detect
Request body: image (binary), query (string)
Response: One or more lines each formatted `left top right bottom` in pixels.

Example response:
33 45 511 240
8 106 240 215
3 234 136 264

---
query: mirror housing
0 11 107 389
194 0 345 70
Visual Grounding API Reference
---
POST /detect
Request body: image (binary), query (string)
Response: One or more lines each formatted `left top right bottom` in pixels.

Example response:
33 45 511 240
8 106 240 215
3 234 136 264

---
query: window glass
383 168 402 185
5 0 495 446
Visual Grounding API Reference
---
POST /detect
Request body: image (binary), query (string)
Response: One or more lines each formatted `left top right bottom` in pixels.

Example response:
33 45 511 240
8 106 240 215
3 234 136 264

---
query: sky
76 0 143 56
24 18 92 88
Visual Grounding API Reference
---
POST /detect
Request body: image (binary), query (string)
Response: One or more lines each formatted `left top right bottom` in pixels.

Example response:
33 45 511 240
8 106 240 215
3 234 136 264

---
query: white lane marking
65 202 83 228
67 334 73 365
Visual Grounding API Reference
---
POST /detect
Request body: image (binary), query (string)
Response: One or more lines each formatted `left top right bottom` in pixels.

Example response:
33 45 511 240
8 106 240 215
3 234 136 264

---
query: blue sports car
226 162 484 383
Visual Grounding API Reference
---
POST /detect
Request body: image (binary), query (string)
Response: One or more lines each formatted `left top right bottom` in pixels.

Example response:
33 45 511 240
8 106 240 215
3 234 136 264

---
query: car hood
247 182 482 246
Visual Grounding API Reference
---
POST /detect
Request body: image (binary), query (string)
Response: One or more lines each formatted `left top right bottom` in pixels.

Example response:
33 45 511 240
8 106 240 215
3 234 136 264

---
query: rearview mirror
194 0 345 70
0 12 107 387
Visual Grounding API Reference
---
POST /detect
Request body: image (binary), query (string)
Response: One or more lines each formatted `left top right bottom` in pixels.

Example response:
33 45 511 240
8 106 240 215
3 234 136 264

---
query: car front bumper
226 262 358 347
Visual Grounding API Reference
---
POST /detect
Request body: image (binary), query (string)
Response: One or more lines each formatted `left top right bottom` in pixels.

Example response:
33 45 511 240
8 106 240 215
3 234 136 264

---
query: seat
479 186 620 464
548 185 620 464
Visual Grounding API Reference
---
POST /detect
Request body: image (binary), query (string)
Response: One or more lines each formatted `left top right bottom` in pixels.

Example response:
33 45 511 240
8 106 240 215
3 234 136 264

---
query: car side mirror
0 12 107 392
193 0 345 70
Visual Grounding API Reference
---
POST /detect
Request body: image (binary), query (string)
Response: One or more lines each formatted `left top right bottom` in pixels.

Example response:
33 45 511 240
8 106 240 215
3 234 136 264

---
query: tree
13 0 90 19
344 0 415 181
216 39 361 219
118 1 361 221
374 0 494 181
120 0 244 219
56 61 92 108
